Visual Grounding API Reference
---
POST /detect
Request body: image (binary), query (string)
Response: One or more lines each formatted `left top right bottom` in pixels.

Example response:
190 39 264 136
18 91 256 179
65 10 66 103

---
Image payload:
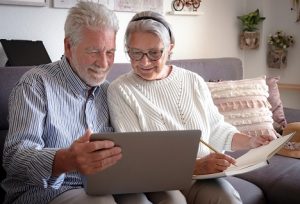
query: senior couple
2 2 274 204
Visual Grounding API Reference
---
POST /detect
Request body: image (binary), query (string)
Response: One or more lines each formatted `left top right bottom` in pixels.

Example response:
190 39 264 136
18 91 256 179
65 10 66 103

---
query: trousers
49 188 186 204
181 178 242 204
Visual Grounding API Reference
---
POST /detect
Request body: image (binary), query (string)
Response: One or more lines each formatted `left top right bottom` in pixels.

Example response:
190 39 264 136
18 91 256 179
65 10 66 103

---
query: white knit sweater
108 66 238 157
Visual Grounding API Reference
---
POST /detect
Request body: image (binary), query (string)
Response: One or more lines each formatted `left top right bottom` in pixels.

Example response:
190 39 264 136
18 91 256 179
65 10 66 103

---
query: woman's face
127 31 173 81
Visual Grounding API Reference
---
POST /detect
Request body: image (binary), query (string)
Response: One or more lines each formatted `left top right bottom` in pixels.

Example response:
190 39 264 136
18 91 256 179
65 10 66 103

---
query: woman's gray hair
125 11 175 48
65 1 119 46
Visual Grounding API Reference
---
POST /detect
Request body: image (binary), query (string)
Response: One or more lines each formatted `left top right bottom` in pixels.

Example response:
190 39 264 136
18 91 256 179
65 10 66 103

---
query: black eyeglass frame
126 48 165 61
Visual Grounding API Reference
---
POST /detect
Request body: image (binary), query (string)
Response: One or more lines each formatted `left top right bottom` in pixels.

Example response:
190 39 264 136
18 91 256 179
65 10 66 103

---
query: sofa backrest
0 57 243 202
107 57 243 82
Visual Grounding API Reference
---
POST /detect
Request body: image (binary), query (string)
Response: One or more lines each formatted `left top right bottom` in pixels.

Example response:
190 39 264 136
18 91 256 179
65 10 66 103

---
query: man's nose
95 52 108 68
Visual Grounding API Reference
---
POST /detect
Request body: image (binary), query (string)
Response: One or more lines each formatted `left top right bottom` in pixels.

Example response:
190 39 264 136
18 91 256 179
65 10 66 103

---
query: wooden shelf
167 11 204 16
278 83 300 91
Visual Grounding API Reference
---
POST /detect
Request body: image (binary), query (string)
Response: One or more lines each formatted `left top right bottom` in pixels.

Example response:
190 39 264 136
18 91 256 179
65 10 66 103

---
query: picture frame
0 0 47 7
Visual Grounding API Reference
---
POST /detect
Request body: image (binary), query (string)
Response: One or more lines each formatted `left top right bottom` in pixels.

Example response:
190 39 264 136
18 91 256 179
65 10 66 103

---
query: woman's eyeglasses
127 48 164 61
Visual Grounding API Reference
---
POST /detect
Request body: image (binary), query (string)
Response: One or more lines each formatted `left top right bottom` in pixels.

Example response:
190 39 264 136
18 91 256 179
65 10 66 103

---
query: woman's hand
232 133 275 150
193 152 236 175
249 134 275 148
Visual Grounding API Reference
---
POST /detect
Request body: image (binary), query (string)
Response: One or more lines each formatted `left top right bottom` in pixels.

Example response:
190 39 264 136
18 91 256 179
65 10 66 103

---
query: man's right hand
52 129 122 176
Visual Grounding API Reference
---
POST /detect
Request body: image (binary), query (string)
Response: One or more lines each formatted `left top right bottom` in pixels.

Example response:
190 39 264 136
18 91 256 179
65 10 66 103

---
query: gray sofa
1 57 300 204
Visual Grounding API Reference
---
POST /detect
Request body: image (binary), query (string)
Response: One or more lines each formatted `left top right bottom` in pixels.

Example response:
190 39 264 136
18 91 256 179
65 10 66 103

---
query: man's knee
50 188 116 204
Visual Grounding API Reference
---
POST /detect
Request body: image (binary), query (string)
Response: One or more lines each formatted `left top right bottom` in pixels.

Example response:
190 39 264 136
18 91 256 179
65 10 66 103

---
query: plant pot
267 48 288 69
239 31 260 49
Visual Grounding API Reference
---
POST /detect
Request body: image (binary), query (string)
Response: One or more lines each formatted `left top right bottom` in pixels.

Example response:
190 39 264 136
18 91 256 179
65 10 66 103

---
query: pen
199 139 238 167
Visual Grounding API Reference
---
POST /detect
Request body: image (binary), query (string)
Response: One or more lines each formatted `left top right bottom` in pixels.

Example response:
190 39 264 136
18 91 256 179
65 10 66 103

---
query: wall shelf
278 83 300 91
168 10 204 16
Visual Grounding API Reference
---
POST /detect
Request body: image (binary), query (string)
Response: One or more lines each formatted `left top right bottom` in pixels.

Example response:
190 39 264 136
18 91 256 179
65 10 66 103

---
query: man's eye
87 50 98 55
106 51 115 57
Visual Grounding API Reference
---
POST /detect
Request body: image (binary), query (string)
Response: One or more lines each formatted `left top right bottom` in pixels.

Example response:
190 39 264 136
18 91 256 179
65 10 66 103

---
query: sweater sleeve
195 75 238 152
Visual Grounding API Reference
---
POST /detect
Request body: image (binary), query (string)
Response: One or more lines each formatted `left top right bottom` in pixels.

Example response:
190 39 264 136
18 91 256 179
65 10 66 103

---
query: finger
91 146 122 161
262 134 275 141
90 152 122 172
257 136 271 145
84 154 122 174
77 129 93 143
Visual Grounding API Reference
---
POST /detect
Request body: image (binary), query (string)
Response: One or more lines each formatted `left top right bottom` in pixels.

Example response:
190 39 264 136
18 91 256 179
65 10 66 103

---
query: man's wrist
52 148 72 176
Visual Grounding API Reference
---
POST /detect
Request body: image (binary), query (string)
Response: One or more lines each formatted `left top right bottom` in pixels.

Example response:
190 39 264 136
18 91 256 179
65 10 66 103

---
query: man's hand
52 129 122 176
193 153 236 175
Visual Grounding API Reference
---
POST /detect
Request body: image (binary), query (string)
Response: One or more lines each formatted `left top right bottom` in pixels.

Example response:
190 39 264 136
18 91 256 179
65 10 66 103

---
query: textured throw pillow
207 76 279 139
266 76 287 133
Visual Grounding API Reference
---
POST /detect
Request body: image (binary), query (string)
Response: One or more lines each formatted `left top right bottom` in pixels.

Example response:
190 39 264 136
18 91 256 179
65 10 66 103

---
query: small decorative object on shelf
267 31 295 69
237 9 265 49
291 0 300 22
172 0 201 12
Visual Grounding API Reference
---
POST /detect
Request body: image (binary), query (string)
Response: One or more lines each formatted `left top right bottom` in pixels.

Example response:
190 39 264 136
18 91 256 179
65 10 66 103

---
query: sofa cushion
0 67 32 130
207 76 278 139
266 76 287 133
225 176 266 204
235 155 300 204
0 130 7 204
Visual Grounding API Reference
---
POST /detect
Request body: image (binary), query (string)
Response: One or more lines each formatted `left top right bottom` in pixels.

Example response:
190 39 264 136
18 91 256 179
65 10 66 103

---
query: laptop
83 130 201 196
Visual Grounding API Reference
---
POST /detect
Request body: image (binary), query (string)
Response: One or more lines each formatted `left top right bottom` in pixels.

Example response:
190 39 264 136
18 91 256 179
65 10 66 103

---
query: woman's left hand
249 134 275 148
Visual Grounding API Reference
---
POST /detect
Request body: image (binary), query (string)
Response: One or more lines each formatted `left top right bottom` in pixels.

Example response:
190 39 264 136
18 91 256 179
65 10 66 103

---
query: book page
230 132 295 168
193 132 295 180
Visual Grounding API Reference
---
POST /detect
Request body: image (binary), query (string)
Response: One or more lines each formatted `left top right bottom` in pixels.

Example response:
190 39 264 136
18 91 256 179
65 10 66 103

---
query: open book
193 132 295 180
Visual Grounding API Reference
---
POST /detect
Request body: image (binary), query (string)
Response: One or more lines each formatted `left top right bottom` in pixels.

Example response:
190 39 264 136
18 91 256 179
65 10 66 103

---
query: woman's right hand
193 152 236 175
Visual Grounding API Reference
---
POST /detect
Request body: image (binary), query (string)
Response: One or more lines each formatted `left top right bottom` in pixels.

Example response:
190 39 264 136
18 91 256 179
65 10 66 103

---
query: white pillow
207 76 278 138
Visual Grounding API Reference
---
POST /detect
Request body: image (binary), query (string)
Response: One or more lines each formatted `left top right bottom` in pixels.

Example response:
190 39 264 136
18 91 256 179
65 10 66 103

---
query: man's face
65 27 116 86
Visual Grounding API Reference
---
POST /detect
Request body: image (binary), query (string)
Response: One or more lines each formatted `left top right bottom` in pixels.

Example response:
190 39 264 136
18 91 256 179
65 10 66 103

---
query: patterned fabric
266 76 287 133
207 76 279 139
108 66 238 158
2 57 112 204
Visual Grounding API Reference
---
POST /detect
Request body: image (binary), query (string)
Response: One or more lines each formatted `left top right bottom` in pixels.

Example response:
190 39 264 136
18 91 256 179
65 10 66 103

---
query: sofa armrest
284 107 300 123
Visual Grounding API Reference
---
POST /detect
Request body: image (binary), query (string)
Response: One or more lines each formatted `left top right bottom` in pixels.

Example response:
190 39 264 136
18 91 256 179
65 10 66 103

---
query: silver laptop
83 130 201 196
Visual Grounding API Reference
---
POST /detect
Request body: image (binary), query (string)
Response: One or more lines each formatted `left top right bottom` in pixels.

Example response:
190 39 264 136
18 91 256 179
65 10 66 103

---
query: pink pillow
266 76 287 133
207 76 279 139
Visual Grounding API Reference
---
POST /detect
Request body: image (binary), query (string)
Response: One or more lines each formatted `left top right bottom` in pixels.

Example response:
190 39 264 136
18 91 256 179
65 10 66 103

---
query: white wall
0 0 244 62
242 0 300 109
0 0 299 109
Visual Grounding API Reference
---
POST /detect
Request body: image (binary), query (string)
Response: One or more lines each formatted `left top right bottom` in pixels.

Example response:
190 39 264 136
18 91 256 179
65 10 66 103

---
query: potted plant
237 9 266 49
267 31 295 69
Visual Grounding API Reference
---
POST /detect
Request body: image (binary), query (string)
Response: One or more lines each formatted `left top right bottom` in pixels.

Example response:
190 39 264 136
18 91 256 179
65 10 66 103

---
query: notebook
83 130 200 196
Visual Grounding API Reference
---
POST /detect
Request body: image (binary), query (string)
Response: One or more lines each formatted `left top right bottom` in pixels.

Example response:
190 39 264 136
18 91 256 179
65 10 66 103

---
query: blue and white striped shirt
2 56 113 204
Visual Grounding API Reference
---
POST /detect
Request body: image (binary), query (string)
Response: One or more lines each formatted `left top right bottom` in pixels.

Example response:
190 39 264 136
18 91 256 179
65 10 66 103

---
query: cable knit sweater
108 66 238 157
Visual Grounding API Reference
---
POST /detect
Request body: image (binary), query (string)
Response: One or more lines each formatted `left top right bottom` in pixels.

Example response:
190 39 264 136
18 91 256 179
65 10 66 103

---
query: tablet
83 130 200 195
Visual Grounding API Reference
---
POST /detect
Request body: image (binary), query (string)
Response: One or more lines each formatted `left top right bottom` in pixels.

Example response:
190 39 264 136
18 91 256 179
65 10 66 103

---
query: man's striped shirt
2 56 113 204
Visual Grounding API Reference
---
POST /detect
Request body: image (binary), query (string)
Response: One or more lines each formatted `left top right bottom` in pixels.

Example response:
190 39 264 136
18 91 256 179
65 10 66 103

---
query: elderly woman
108 11 273 204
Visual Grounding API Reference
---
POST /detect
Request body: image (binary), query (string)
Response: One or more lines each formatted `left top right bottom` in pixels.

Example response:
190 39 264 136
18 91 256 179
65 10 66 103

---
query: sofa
1 57 300 204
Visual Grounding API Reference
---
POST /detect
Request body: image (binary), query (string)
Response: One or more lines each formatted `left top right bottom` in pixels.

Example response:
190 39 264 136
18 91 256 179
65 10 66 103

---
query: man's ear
64 37 72 58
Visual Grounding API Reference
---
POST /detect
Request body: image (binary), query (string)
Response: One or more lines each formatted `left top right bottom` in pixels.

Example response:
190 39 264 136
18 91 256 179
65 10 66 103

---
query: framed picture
52 0 163 13
0 0 47 6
